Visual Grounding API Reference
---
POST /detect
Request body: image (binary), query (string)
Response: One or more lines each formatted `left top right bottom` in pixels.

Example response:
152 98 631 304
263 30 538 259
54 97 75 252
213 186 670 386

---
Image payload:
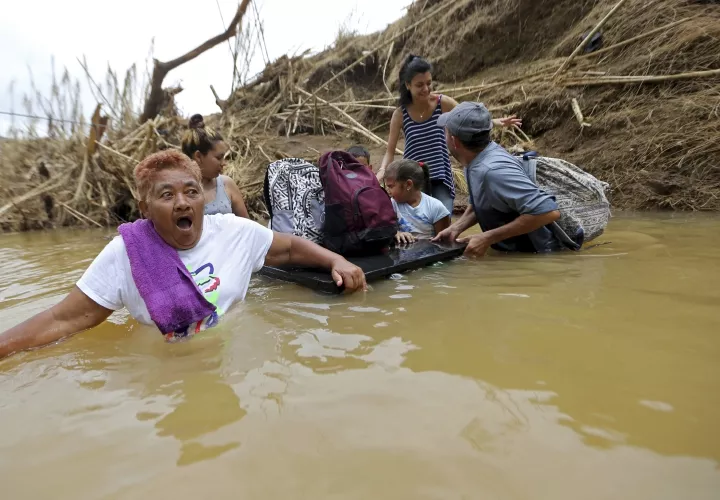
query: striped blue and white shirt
402 95 455 198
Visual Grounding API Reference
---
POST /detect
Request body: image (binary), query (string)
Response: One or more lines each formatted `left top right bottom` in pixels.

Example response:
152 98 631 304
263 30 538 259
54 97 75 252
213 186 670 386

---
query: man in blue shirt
433 102 563 257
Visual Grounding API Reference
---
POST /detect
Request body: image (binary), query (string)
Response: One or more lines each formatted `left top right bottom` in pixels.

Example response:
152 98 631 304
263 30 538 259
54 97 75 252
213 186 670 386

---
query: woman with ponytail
376 55 521 213
181 114 249 218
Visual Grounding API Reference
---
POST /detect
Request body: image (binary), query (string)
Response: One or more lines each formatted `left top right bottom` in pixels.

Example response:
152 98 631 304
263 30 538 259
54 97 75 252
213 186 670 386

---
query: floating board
260 240 467 294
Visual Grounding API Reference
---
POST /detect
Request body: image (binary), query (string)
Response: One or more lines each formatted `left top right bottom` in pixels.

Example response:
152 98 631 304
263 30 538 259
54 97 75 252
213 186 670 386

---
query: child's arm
433 216 451 236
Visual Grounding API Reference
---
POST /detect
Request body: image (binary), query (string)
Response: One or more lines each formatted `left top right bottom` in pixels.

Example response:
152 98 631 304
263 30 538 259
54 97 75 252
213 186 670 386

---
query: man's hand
457 233 493 258
330 258 367 292
395 232 416 245
431 225 461 244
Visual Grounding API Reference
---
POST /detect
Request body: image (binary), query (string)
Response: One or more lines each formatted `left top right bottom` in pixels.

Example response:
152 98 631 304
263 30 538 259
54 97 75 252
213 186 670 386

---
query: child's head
347 145 370 166
384 159 430 202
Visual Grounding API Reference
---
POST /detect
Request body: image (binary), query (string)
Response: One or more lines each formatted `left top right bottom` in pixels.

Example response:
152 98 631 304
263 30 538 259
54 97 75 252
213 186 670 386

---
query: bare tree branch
140 0 251 122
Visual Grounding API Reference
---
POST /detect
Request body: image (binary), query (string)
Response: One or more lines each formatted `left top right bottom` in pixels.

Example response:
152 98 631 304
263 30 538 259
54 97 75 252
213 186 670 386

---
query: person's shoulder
103 234 127 257
421 192 444 207
204 213 259 227
86 234 128 271
204 214 270 236
484 154 531 190
484 143 522 170
219 174 238 187
437 94 457 112
421 193 450 214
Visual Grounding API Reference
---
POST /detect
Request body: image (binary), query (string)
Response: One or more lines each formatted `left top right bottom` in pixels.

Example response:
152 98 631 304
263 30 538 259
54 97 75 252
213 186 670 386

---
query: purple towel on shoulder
118 219 216 334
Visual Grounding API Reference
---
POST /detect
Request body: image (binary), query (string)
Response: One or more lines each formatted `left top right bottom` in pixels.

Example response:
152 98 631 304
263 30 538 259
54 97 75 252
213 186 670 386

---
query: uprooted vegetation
1 0 718 231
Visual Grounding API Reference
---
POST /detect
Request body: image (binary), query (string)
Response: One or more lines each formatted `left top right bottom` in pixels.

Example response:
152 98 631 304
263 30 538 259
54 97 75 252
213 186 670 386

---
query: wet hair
398 55 433 107
347 145 370 162
385 159 431 194
458 130 492 153
181 114 224 159
134 150 202 202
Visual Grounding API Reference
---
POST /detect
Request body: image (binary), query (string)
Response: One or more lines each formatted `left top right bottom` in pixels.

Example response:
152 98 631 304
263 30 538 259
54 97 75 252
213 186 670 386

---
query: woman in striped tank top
375 55 521 213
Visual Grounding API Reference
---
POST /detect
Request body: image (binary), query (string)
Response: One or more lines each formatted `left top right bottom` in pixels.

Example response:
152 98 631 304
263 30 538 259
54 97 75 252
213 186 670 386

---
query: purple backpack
319 151 397 256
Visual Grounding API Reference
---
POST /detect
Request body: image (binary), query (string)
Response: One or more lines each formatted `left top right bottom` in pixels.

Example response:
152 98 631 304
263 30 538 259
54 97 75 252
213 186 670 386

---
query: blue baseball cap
437 101 493 141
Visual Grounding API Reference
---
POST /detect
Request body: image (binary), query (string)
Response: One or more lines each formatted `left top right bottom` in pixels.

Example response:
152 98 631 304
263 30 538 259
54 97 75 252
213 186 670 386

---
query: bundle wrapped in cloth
520 153 611 247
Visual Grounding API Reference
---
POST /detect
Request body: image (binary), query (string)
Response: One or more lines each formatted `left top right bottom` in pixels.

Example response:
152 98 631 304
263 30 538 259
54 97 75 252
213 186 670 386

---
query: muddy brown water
1 213 719 499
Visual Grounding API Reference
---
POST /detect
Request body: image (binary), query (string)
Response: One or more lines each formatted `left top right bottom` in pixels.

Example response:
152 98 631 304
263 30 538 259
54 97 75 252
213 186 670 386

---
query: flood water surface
1 214 719 499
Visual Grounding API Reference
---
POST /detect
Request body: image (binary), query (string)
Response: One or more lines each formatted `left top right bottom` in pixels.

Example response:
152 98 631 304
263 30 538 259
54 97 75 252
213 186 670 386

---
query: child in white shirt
384 159 451 243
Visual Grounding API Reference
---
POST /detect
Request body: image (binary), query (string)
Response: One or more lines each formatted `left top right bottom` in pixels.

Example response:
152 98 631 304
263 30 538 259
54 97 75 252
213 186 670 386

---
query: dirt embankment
1 0 718 230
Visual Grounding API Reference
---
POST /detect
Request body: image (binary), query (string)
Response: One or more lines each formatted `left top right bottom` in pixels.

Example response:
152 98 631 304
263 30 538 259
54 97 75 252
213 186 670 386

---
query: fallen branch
571 98 592 128
58 201 103 228
296 86 403 154
382 41 395 98
140 0 251 122
0 173 71 219
451 71 553 100
553 0 630 79
513 125 532 143
289 102 395 111
210 85 228 110
579 17 693 60
289 99 518 113
74 104 107 203
238 180 264 190
257 144 273 163
563 68 720 86
327 97 397 105
322 118 398 150
95 141 135 163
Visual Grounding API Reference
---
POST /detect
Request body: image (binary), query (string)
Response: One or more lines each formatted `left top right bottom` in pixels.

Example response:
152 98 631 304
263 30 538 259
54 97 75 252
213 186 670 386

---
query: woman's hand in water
395 232 416 245
494 115 522 129
330 258 368 292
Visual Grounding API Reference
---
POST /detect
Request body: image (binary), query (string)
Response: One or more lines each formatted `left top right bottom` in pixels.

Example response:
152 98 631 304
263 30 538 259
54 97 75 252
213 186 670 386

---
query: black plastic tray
259 240 467 294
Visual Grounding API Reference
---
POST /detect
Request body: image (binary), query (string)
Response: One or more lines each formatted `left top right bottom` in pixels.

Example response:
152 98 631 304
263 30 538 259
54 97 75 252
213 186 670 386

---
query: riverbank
1 0 718 231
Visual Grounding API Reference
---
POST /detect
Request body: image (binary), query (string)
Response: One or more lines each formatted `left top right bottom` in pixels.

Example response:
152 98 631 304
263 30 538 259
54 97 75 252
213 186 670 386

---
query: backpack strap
520 151 539 184
548 223 582 251
262 164 273 221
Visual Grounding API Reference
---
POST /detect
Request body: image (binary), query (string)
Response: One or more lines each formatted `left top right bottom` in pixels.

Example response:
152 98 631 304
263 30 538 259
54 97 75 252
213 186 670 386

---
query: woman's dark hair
385 159 431 194
458 131 492 153
181 114 223 158
347 145 370 162
398 55 433 107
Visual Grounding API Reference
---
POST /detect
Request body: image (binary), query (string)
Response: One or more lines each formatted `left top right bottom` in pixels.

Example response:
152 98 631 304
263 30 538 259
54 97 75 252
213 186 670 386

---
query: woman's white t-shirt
77 214 274 336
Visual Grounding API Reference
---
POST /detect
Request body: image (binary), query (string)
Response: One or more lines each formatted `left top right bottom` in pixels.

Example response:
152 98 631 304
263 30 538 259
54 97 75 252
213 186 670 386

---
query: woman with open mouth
182 113 250 218
0 150 367 358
